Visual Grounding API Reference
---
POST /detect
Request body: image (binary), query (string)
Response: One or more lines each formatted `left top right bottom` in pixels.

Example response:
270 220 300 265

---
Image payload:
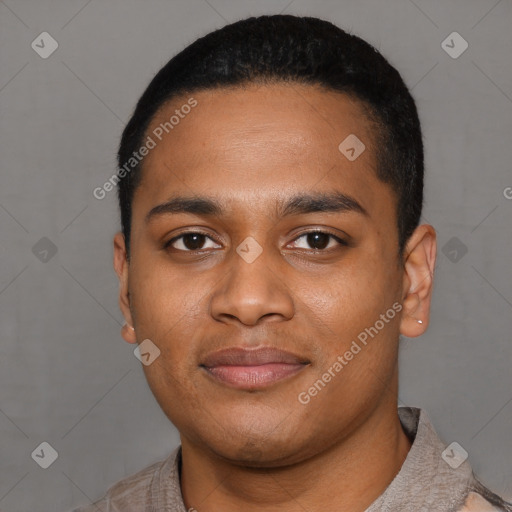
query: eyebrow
145 191 368 224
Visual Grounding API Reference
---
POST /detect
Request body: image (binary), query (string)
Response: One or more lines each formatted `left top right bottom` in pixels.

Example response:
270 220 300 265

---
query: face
114 83 436 467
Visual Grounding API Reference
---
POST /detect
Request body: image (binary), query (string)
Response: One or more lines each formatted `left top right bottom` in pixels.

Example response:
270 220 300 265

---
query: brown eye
290 231 347 251
306 232 330 250
165 232 221 252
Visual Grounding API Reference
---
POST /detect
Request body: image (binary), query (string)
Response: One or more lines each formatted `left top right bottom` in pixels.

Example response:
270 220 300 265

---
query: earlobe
113 232 137 344
121 322 137 344
399 224 437 338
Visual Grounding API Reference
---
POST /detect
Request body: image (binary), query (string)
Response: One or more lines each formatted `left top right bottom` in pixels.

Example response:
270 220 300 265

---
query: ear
399 224 437 338
113 232 137 344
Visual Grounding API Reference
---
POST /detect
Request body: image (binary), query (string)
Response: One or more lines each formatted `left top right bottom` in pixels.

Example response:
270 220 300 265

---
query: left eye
289 231 346 251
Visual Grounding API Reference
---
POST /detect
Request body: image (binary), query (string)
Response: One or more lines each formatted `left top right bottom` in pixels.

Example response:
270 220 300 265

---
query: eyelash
164 230 348 253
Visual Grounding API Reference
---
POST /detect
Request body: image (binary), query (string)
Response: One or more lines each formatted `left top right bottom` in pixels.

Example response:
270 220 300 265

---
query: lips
201 347 309 389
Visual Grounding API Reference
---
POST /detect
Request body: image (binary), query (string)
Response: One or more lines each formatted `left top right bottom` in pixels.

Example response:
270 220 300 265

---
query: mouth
200 347 310 390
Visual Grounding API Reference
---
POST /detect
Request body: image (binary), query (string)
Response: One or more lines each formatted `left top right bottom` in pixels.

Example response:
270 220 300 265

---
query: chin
197 427 314 469
213 444 297 468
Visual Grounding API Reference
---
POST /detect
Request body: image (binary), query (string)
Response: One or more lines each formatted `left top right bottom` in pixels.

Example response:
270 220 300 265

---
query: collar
365 407 473 511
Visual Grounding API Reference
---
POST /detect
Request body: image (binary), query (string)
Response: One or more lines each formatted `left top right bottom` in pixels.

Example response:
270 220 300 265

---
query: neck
180 400 412 512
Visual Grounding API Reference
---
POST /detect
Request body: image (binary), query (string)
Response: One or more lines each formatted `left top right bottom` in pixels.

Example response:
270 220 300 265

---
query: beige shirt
72 407 511 511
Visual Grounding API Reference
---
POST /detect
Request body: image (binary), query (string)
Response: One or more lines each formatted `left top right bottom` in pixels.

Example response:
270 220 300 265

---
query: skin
113 83 436 512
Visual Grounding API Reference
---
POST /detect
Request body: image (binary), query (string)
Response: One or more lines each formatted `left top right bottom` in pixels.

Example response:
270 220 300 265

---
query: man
76 14 511 512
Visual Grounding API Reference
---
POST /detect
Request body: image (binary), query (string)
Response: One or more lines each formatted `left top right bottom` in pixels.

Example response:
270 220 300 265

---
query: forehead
134 83 390 218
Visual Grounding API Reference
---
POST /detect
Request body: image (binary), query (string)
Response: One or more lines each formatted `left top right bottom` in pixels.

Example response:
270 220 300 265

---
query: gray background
0 0 511 510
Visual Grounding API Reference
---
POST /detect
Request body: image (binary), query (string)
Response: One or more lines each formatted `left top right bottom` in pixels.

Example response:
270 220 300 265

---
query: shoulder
460 479 512 512
71 457 168 512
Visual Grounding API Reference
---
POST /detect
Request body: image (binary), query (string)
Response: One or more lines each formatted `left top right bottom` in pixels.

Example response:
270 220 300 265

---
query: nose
209 245 295 326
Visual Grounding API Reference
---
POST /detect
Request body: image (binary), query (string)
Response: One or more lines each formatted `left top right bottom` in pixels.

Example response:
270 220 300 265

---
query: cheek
131 257 203 326
133 271 202 420
296 255 401 396
128 267 206 397
299 259 394 333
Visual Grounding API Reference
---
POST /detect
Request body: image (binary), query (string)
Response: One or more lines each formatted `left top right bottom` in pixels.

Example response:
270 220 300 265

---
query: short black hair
117 14 423 259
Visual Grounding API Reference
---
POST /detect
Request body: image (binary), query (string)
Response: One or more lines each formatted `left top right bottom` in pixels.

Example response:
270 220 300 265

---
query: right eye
164 231 222 252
